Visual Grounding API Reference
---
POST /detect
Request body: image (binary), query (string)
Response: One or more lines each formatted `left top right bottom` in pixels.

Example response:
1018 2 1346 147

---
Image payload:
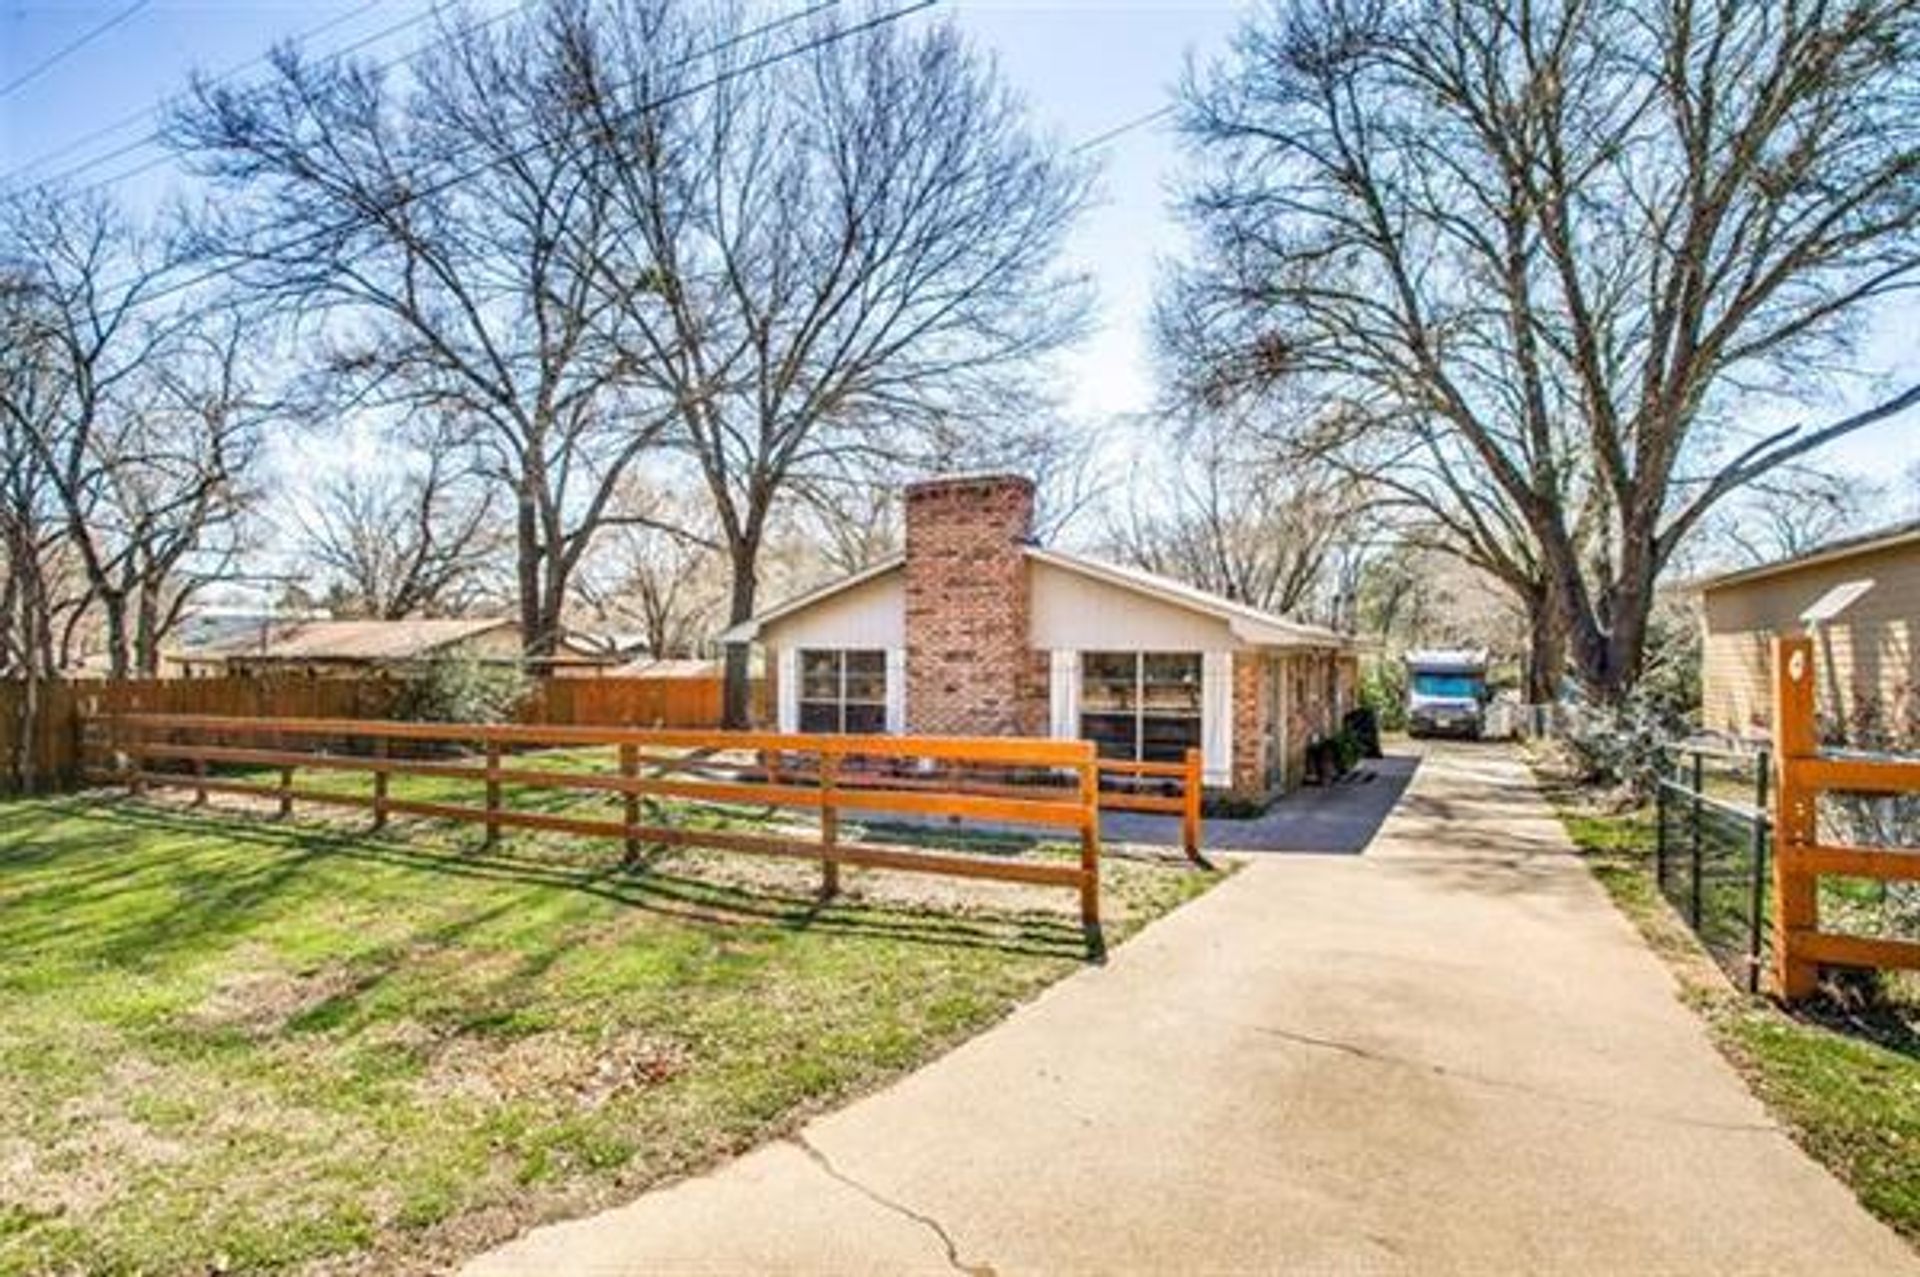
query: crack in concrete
792 1135 995 1276
1245 1022 1781 1134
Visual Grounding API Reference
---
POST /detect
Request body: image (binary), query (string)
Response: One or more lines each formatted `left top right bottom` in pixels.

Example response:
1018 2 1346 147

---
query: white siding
761 569 906 650
1029 560 1240 652
884 647 907 734
1048 649 1080 738
1202 651 1234 787
776 647 799 733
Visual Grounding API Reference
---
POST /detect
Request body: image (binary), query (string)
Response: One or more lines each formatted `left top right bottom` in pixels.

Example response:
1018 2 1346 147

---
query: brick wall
1232 652 1269 795
903 475 1036 735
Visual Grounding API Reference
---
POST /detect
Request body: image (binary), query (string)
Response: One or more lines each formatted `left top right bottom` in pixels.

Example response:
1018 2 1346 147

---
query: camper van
1405 649 1489 739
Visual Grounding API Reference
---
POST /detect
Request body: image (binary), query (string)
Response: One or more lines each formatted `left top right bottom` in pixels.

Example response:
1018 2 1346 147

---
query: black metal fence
1654 743 1772 993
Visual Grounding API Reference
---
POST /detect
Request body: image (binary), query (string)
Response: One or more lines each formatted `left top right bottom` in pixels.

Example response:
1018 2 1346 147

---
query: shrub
1359 660 1408 731
1557 686 1686 801
392 652 530 724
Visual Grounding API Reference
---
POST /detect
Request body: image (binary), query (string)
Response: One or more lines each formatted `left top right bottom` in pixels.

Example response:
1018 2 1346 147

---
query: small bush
1558 687 1685 801
1360 660 1408 732
392 652 530 724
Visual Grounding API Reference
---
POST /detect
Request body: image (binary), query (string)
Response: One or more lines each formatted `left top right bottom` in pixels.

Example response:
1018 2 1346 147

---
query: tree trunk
101 592 130 682
722 538 760 729
1525 589 1566 704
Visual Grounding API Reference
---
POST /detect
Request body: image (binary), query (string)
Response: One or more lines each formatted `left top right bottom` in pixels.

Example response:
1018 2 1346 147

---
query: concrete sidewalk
466 744 1916 1276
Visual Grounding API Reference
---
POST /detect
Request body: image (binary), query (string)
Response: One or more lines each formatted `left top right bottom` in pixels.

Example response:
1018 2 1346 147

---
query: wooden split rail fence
85 713 1144 925
1770 635 1920 998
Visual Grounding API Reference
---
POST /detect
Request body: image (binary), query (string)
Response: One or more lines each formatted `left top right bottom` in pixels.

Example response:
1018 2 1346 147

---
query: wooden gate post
1771 635 1819 1000
371 737 390 832
1078 752 1100 927
620 743 641 865
1181 747 1203 864
819 752 841 899
484 740 502 848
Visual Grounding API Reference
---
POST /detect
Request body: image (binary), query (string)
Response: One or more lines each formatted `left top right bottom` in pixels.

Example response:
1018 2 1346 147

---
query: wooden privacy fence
1 674 759 792
86 713 1110 925
1770 634 1920 998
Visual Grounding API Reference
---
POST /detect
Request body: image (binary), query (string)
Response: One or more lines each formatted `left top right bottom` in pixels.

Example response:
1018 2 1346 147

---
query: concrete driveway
466 742 1916 1276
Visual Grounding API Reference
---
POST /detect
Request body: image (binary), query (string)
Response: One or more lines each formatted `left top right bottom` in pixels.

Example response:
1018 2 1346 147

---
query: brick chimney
903 474 1036 736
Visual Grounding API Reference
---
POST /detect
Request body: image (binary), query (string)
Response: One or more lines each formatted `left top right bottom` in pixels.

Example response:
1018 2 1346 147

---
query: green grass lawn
1544 774 1920 1245
0 760 1220 1274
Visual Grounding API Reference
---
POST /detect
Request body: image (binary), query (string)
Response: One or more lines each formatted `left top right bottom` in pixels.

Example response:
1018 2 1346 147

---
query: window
798 649 888 733
1411 672 1482 700
1081 652 1202 762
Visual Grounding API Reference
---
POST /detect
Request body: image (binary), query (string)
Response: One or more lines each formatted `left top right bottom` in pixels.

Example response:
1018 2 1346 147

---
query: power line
14 1 545 201
96 0 912 314
5 0 390 186
56 0 544 203
1072 103 1175 154
0 0 152 100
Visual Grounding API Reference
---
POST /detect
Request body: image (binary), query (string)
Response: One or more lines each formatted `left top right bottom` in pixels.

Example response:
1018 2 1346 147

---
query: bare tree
292 430 504 619
0 189 263 679
170 3 671 655
570 1 1090 723
568 479 724 657
1102 416 1360 622
1710 465 1882 567
1170 0 1920 700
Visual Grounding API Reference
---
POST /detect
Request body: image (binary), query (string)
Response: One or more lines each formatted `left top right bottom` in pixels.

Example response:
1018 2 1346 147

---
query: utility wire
15 0 544 200
0 0 151 101
1072 102 1175 154
6 0 390 185
93 0 907 314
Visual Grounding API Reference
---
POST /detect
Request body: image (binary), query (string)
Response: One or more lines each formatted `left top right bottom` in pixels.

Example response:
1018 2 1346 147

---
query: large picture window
798 649 888 734
1081 652 1202 762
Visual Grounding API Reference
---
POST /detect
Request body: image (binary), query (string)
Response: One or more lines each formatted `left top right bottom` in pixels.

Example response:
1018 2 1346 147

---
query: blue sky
3 0 1913 502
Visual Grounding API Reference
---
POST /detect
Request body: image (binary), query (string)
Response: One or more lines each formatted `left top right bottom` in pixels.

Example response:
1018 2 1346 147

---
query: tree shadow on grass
0 797 1103 969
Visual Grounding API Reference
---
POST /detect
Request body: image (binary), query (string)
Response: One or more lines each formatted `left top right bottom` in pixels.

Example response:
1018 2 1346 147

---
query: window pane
1080 711 1138 760
799 702 841 734
1081 652 1137 711
800 650 841 700
842 650 887 704
1141 653 1201 715
843 703 887 735
1142 713 1201 763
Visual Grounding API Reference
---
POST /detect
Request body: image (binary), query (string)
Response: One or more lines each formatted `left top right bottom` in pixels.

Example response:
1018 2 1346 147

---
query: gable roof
176 617 516 663
720 545 1353 651
1688 518 1920 593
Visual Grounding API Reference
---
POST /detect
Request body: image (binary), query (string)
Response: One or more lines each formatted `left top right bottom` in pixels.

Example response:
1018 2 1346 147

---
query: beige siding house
1694 520 1920 741
722 475 1358 799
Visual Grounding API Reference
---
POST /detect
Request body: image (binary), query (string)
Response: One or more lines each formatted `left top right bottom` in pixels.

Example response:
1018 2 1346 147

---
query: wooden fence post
1181 747 1203 864
192 752 208 807
1771 635 1819 1000
372 737 389 832
484 739 502 848
620 743 641 865
1078 752 1100 927
820 751 841 899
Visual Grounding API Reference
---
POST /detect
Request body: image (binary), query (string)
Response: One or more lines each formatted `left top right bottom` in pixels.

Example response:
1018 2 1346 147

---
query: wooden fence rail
85 712 1108 925
1 674 762 792
1770 634 1920 998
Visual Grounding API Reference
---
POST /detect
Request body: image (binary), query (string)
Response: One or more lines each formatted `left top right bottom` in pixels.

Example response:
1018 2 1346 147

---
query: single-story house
170 617 527 677
721 474 1358 798
1692 518 1919 742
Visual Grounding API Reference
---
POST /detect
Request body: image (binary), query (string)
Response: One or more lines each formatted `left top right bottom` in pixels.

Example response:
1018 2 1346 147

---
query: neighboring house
721 474 1358 798
169 617 526 677
1693 519 1920 742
